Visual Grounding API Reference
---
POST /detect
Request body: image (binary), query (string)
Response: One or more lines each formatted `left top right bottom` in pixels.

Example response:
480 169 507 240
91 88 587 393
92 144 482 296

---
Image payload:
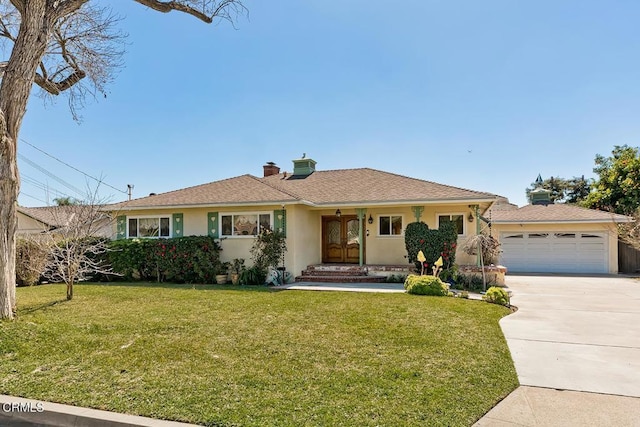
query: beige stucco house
111 158 497 279
110 157 631 277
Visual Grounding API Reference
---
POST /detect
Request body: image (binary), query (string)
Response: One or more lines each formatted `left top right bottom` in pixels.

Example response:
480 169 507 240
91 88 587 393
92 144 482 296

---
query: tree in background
583 145 640 215
53 196 80 206
0 1 246 320
525 175 592 204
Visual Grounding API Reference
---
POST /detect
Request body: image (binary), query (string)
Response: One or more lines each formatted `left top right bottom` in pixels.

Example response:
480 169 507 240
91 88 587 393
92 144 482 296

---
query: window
379 215 403 236
221 213 272 237
438 214 464 235
528 233 549 239
554 233 576 239
128 217 170 238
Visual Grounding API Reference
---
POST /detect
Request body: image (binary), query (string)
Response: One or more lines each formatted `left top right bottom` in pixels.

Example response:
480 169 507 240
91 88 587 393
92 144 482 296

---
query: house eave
493 219 632 225
310 198 497 208
107 200 300 212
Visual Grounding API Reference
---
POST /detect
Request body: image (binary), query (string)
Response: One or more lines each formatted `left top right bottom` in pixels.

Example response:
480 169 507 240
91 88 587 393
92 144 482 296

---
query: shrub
403 274 449 296
108 236 223 283
483 286 510 306
15 238 50 286
404 221 458 273
240 266 267 286
251 228 286 272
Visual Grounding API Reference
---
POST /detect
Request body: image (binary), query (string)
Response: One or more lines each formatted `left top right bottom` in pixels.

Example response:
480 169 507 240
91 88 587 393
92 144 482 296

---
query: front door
322 215 362 263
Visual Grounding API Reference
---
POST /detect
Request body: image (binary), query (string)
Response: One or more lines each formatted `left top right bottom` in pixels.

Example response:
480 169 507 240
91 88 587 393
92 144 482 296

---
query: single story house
110 157 631 277
111 157 497 278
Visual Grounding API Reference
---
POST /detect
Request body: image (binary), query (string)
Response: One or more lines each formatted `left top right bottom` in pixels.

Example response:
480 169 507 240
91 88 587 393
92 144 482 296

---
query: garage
500 231 608 274
489 195 631 274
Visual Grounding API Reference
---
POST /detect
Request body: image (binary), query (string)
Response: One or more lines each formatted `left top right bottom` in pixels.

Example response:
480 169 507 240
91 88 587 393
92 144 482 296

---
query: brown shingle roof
116 174 298 209
18 206 80 228
261 168 496 205
491 204 631 223
114 168 498 210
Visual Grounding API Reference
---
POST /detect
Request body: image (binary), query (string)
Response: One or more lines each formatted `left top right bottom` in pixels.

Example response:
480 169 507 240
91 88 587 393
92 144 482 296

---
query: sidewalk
474 386 640 427
0 394 200 427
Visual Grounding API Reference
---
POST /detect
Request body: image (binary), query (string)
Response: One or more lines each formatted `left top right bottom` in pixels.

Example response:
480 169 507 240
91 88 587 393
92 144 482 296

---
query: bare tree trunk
67 281 73 301
0 1 52 320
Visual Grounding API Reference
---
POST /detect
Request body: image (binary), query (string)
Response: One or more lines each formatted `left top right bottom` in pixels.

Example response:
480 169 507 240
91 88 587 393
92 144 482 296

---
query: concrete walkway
476 274 640 426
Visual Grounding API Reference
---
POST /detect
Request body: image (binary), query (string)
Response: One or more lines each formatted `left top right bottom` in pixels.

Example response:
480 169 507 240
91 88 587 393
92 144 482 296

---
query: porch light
368 214 373 224
335 209 341 218
468 212 474 223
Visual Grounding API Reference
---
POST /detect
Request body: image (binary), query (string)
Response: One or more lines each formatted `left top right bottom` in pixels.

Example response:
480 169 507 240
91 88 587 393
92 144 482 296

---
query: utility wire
18 153 86 196
18 192 48 204
21 174 72 199
20 138 128 194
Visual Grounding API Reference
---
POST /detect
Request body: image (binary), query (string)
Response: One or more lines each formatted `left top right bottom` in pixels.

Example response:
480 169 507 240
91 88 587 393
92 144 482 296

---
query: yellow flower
417 251 426 262
434 256 443 267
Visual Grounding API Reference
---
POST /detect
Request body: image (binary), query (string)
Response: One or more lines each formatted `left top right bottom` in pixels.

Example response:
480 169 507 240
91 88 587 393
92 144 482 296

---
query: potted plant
230 258 245 285
215 262 230 285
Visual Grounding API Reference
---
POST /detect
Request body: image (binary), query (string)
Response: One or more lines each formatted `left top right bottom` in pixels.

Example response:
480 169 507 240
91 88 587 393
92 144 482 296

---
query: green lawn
0 283 518 426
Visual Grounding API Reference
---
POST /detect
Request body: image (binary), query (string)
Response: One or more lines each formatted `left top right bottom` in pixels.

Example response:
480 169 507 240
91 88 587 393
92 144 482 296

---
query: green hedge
108 236 223 283
404 221 458 273
404 274 449 296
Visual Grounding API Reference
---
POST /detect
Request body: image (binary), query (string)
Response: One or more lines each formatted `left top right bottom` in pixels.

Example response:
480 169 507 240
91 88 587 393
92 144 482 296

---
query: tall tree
0 0 246 320
584 145 640 215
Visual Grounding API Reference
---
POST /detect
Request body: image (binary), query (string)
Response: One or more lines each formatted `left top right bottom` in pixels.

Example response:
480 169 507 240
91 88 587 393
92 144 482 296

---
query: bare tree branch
133 0 247 25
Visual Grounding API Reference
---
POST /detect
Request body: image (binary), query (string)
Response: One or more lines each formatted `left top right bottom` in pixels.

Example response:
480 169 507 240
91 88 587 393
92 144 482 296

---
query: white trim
377 214 404 237
436 212 467 236
492 219 631 224
127 215 172 238
220 211 273 238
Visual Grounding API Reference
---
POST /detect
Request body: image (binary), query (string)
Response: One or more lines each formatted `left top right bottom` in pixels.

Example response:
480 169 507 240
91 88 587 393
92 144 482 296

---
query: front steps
296 264 387 283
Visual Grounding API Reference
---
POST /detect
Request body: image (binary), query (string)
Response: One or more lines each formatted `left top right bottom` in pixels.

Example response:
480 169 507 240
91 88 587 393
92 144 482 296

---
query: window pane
234 214 257 236
221 215 232 236
160 218 170 237
139 218 159 237
391 216 402 235
379 216 390 235
259 214 271 232
128 218 138 237
452 215 464 234
438 215 448 229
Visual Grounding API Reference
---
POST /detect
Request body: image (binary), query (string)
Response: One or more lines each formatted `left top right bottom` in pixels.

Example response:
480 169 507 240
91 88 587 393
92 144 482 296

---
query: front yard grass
1 283 517 426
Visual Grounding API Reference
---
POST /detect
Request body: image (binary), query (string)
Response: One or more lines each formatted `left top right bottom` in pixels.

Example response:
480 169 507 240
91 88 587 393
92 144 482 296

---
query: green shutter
274 209 286 237
207 212 219 238
116 215 126 240
172 213 183 237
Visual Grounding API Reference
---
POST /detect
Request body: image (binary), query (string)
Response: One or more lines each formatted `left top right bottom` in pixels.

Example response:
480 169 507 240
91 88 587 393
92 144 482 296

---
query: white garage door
500 232 608 274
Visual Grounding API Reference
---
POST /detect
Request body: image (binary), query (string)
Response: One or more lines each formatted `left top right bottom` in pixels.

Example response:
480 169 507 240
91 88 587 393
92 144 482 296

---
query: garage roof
490 203 632 224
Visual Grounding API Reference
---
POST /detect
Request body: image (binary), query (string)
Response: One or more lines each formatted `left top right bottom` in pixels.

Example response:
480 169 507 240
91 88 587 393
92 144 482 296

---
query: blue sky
17 0 640 207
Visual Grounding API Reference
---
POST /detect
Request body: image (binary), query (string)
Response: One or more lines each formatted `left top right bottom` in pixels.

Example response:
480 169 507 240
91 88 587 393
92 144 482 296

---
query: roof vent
292 155 316 178
263 162 281 177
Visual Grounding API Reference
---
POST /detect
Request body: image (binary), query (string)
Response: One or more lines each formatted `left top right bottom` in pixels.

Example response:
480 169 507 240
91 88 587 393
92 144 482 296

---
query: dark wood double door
322 215 363 263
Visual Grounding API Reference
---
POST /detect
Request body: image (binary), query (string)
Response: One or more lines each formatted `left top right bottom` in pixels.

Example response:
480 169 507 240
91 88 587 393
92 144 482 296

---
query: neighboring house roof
490 204 632 224
114 168 498 210
17 206 79 229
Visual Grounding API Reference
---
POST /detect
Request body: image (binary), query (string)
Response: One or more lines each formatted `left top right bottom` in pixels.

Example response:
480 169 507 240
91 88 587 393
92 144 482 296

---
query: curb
0 395 200 427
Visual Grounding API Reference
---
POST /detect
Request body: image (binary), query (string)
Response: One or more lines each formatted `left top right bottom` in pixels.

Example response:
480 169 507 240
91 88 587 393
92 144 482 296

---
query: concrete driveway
501 274 640 397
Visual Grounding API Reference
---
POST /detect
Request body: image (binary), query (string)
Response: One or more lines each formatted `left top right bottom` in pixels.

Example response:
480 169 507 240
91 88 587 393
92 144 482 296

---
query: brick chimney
263 162 280 177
